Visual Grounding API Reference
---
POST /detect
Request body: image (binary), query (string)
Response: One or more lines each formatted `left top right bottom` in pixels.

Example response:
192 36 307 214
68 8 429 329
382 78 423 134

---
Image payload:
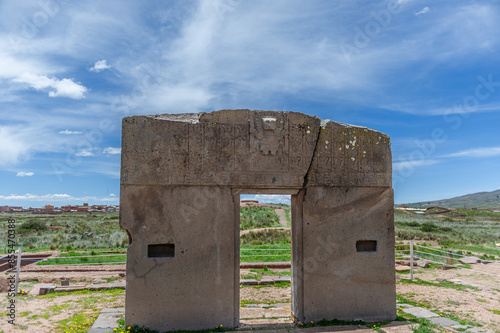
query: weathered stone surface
397 304 414 308
395 265 411 272
56 285 86 292
89 282 126 291
401 307 439 318
452 324 473 330
121 185 236 331
416 260 430 268
121 110 391 188
38 283 56 295
428 316 458 326
120 110 394 331
89 308 124 333
299 186 395 323
466 328 493 333
0 275 9 292
459 256 481 264
308 120 391 187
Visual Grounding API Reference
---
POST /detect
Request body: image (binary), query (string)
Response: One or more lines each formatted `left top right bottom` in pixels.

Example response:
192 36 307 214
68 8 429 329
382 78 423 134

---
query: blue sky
1 0 500 208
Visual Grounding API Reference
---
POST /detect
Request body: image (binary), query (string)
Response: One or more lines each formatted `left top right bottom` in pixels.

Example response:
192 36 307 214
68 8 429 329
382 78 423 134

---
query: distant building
1 206 24 212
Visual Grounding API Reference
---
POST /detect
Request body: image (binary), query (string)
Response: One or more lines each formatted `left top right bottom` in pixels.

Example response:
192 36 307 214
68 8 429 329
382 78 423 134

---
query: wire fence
394 241 500 281
395 242 466 268
240 248 291 262
3 243 497 267
2 249 294 266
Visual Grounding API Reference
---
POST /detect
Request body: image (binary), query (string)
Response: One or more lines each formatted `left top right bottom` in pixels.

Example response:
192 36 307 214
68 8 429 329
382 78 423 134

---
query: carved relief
120 110 391 187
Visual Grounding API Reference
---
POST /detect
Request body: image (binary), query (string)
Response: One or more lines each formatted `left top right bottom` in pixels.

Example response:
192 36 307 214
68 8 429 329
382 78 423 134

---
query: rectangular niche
356 240 377 252
148 244 175 258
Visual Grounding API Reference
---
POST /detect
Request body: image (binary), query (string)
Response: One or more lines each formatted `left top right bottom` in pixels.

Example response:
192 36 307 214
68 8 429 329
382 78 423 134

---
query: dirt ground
0 280 125 332
397 261 500 332
0 262 499 332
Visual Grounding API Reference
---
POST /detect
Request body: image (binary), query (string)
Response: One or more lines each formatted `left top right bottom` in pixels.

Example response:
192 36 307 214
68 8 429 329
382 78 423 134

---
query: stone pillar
120 185 237 331
299 186 395 322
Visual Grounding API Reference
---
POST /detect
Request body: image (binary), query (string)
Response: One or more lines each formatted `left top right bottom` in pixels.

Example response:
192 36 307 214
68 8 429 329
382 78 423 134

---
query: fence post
410 240 414 281
15 246 22 294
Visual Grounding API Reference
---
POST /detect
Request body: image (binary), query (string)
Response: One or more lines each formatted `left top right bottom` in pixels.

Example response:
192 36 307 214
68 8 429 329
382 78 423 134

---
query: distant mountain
404 189 500 209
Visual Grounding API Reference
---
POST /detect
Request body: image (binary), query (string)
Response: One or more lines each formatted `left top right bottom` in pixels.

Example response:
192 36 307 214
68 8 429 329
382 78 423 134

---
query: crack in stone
302 120 322 189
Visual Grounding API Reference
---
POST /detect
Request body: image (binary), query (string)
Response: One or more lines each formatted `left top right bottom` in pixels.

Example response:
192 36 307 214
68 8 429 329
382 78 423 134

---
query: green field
1 207 499 263
395 209 500 259
0 213 127 252
36 251 126 265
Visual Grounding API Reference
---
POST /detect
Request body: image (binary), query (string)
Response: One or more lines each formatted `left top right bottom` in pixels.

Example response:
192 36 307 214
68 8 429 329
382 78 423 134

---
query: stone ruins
120 109 395 331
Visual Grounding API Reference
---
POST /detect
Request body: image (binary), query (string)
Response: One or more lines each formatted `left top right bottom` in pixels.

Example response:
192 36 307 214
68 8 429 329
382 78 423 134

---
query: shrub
20 219 47 232
241 229 291 245
405 221 420 227
420 222 440 232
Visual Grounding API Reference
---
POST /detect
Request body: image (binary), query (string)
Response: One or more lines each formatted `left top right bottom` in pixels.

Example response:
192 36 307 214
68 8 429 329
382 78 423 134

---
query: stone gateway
120 109 395 331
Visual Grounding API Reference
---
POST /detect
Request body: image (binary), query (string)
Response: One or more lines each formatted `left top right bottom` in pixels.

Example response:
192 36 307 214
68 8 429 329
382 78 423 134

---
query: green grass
241 267 291 280
285 208 291 227
248 281 291 289
394 212 500 258
0 212 128 251
239 206 291 261
55 310 99 333
240 229 291 245
400 278 479 291
249 267 290 276
37 250 126 265
239 206 281 229
3 208 499 266
454 209 500 220
240 244 290 262
39 288 124 299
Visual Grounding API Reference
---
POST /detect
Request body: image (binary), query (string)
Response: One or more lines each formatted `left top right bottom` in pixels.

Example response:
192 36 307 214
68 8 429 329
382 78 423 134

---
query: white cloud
75 147 121 157
102 147 121 155
0 193 119 204
241 194 291 205
0 126 31 166
415 7 430 16
89 60 111 72
76 149 95 157
12 73 87 99
58 130 83 135
393 159 439 172
16 171 34 177
70 2 500 116
444 147 500 158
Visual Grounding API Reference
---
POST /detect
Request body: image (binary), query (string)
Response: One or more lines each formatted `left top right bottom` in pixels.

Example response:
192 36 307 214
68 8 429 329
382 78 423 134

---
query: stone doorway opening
234 190 300 328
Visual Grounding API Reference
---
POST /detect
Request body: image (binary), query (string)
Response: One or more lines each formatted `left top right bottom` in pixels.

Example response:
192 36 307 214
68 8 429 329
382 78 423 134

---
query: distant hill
404 189 500 209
